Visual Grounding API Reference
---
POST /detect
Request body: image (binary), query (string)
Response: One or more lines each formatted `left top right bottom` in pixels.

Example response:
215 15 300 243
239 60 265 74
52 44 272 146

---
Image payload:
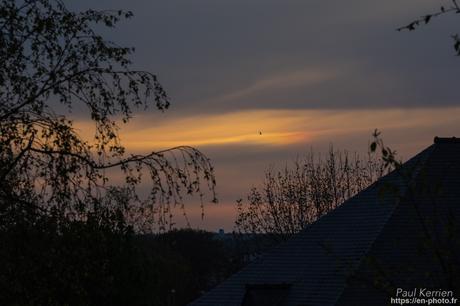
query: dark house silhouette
190 137 460 306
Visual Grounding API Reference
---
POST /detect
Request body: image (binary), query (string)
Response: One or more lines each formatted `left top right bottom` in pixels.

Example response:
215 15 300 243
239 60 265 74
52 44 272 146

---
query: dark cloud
69 0 460 116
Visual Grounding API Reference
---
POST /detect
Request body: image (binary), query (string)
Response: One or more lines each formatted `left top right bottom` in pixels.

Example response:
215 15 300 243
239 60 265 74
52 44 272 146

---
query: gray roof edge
294 144 435 237
332 143 436 305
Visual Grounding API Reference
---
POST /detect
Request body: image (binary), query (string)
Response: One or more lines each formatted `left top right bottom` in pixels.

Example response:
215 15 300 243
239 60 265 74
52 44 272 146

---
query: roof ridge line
332 144 436 306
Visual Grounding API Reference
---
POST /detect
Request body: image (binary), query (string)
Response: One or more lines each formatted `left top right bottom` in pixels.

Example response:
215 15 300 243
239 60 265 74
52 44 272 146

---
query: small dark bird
259 131 262 135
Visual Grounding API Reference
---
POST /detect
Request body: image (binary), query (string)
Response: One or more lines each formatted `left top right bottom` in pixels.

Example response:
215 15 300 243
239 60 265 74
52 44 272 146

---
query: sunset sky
72 0 460 231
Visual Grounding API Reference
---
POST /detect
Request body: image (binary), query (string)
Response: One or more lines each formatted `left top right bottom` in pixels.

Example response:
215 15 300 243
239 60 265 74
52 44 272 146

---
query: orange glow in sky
72 107 460 230
74 107 460 153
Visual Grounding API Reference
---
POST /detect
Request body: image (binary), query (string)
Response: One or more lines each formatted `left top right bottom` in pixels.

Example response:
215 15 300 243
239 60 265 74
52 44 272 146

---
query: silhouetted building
190 137 460 306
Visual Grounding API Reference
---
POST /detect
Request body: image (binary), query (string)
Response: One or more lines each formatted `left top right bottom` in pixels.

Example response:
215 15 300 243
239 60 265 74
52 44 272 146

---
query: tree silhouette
0 1 217 304
235 148 387 240
0 0 216 232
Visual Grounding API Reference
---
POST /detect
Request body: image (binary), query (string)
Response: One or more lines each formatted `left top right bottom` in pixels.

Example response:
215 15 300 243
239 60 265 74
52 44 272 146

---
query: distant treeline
0 208 273 306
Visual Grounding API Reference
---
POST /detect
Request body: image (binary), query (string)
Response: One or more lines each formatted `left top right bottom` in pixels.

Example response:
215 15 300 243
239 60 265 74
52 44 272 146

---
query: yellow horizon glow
123 111 313 148
72 107 460 152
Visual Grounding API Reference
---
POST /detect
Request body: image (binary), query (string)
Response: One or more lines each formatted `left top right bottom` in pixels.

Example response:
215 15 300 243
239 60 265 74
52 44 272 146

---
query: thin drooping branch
397 1 460 55
397 1 460 31
0 0 216 233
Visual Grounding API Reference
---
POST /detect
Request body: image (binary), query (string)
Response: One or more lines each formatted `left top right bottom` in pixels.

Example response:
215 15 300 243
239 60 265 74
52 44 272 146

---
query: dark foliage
0 213 238 306
149 229 243 306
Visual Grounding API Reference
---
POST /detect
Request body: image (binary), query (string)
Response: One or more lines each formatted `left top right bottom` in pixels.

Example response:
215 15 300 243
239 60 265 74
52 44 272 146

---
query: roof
241 284 291 306
190 137 460 306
